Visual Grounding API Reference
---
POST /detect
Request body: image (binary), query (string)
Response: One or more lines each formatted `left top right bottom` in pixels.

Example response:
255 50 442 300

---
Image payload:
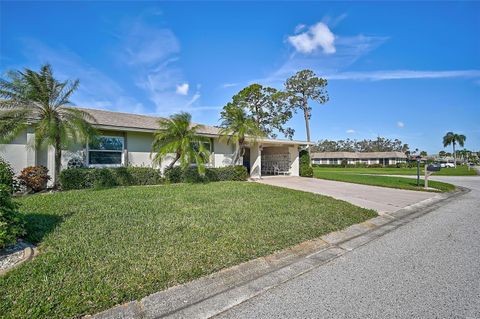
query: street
217 176 480 319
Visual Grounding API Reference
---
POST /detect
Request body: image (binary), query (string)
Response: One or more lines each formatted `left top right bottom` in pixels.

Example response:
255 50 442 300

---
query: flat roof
311 151 407 159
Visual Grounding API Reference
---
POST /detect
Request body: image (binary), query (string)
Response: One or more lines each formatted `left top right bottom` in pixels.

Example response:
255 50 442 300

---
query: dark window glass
90 137 123 151
89 152 122 165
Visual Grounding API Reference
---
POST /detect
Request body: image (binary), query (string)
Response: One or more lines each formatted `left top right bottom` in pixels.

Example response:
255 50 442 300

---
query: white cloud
287 22 336 54
119 19 205 114
294 24 306 33
397 121 405 128
346 129 355 134
327 69 480 81
122 24 180 66
176 83 189 95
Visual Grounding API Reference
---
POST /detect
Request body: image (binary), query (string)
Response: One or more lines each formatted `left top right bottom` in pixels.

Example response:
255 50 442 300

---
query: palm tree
0 64 97 188
219 105 265 164
151 112 210 174
443 132 466 168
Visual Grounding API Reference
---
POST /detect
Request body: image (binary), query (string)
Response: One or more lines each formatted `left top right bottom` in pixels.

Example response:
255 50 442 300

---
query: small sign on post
425 164 441 189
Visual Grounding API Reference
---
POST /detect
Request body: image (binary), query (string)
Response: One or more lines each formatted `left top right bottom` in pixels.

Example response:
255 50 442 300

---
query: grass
313 165 477 176
314 171 456 192
0 182 376 319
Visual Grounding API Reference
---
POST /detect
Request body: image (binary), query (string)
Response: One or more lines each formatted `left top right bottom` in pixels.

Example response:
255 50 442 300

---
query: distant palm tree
0 64 97 188
151 112 210 174
219 105 265 164
443 132 466 168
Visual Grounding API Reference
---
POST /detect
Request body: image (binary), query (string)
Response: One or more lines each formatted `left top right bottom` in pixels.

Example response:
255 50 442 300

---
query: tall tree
0 64 98 188
443 132 466 168
285 69 329 161
219 104 265 164
229 84 294 139
151 112 210 174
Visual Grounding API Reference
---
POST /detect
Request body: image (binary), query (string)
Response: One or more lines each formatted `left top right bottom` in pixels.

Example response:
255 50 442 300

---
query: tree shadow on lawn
21 212 73 244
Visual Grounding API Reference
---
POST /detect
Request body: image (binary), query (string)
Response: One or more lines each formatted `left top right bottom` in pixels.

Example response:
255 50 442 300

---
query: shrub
123 167 164 185
0 157 18 192
90 168 118 189
164 166 183 183
0 184 25 249
212 165 249 181
18 166 51 192
299 150 313 177
58 168 92 190
165 165 249 183
60 167 165 190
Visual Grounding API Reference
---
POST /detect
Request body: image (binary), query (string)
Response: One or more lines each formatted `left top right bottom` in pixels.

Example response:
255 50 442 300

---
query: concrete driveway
257 176 438 214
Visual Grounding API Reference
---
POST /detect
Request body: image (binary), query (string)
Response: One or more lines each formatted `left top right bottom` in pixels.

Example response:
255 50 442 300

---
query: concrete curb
85 187 468 319
0 245 37 276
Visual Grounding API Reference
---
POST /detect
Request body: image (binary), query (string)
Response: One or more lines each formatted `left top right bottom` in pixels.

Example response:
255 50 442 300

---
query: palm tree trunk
54 135 61 189
453 141 456 168
167 153 181 170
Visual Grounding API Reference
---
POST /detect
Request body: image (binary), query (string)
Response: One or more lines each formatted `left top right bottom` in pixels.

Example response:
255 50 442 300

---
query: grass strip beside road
313 165 476 176
314 171 456 192
0 182 375 319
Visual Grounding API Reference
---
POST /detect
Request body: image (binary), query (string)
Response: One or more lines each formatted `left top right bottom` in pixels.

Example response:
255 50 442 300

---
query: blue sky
1 1 479 153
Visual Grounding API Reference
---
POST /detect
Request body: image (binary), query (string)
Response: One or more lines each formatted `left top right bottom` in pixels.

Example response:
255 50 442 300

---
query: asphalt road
218 176 480 319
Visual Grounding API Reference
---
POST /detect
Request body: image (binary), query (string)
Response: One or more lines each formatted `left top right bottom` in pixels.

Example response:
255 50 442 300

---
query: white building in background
311 151 407 166
0 107 308 182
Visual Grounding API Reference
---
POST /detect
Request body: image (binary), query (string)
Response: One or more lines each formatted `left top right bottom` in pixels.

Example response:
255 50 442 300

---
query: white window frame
87 135 125 168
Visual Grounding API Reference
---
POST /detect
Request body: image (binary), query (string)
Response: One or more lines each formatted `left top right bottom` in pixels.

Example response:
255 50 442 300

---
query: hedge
164 165 249 183
0 184 25 249
60 166 165 190
0 157 17 192
60 165 249 190
299 150 313 177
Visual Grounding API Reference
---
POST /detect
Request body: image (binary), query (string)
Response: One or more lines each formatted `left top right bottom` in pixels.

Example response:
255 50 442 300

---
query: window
88 136 124 166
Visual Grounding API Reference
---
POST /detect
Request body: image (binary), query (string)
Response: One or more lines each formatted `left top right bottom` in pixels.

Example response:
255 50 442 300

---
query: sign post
416 156 422 187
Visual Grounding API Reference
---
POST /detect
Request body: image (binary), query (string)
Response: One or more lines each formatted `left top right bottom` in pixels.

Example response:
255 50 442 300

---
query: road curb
85 186 468 319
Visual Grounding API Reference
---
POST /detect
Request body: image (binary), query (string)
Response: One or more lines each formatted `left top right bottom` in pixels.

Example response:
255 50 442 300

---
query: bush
164 166 183 183
0 157 18 192
60 167 165 190
299 150 313 177
122 167 164 186
18 166 51 192
90 168 118 189
0 184 25 249
165 165 249 183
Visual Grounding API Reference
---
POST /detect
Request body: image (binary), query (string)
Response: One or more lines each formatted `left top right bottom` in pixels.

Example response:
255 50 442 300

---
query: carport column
289 146 299 176
250 143 261 179
46 145 56 187
26 126 36 167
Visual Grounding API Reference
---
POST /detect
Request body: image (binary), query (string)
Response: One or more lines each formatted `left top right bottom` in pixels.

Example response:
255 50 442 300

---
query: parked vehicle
441 163 455 168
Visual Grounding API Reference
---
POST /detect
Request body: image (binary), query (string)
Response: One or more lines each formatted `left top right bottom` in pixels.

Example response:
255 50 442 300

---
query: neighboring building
311 151 407 166
0 107 309 182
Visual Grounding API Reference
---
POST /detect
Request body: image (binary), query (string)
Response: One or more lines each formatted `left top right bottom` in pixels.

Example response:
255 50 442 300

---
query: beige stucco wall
213 139 236 167
1 125 299 179
126 131 156 167
0 130 28 174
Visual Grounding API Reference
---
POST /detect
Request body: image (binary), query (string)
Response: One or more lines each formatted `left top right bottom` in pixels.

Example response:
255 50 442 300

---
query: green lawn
313 165 477 176
0 182 376 319
314 171 456 192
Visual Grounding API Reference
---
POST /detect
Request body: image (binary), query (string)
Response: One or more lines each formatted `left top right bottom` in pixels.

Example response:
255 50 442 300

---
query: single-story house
311 151 407 166
0 107 309 183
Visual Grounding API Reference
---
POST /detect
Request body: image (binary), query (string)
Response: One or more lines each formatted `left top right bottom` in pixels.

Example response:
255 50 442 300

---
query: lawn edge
85 186 469 319
313 174 455 193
